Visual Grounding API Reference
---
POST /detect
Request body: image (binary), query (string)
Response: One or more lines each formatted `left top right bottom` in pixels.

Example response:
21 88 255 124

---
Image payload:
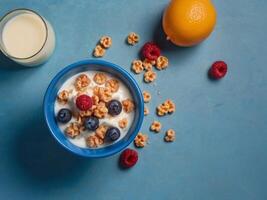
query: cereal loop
165 129 175 142
65 122 83 138
86 134 103 148
127 32 139 45
122 99 135 113
57 90 69 104
150 121 162 133
118 118 128 129
93 72 107 85
93 45 105 57
131 60 143 74
156 56 168 70
144 70 156 83
75 74 90 91
143 91 151 103
105 79 120 93
100 36 112 48
134 133 148 148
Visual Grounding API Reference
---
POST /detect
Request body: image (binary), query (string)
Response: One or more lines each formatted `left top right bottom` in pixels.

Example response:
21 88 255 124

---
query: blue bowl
44 60 144 158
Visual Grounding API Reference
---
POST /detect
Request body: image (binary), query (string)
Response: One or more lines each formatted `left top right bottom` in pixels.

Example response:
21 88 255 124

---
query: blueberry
105 127 121 142
107 100 122 116
57 108 72 123
84 116 99 131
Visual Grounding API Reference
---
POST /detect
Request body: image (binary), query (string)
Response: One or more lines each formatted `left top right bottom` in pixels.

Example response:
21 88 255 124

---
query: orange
163 0 217 47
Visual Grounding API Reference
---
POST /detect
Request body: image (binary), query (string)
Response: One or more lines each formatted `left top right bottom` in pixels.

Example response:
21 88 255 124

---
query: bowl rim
43 59 144 158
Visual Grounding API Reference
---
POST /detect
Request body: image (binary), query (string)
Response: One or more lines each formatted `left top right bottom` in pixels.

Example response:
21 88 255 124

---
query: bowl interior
44 60 144 157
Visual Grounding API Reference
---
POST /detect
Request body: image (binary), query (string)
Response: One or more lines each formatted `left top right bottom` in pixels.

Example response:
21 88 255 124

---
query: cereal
93 86 113 102
92 95 100 105
144 107 149 116
93 45 106 57
93 101 108 118
79 110 93 118
143 91 151 103
86 134 104 148
127 32 139 45
134 132 148 148
75 74 90 91
131 60 144 74
100 36 112 48
95 124 108 139
165 99 176 113
105 79 120 93
157 99 176 116
65 122 83 138
150 121 161 133
144 70 156 83
93 72 107 85
57 90 69 104
142 59 153 71
122 99 135 113
164 129 175 142
156 56 168 70
118 118 128 129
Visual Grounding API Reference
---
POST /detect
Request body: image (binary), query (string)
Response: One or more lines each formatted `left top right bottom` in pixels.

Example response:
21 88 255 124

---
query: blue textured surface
0 0 267 199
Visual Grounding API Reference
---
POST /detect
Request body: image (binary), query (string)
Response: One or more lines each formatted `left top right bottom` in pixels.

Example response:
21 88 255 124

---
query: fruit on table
84 116 99 131
163 0 217 47
141 42 161 61
57 108 72 123
209 61 228 79
120 148 138 168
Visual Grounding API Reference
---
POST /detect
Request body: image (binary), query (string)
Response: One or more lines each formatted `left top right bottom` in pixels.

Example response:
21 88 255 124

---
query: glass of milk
0 9 55 66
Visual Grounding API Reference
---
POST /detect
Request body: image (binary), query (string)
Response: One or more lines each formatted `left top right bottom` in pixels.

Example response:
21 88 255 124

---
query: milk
0 9 55 66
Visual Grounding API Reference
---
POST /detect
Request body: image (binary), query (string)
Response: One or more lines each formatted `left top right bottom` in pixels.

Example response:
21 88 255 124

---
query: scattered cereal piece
150 121 162 133
144 70 156 83
75 74 90 91
134 132 148 148
65 122 83 138
93 72 107 85
142 59 153 71
93 101 108 118
144 107 149 116
143 91 151 103
93 45 106 57
131 60 144 74
57 90 69 104
105 79 120 93
127 32 139 45
93 86 113 102
100 36 112 48
156 56 168 70
165 99 176 113
95 124 108 140
164 129 175 142
86 134 104 148
122 99 135 113
157 99 176 116
118 118 128 129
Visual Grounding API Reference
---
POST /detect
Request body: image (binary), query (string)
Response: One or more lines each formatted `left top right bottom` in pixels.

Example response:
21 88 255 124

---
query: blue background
0 0 266 199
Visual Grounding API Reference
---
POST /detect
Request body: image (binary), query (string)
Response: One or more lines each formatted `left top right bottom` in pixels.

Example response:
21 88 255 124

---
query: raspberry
76 95 93 111
141 42 161 61
120 148 138 168
209 61 228 79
